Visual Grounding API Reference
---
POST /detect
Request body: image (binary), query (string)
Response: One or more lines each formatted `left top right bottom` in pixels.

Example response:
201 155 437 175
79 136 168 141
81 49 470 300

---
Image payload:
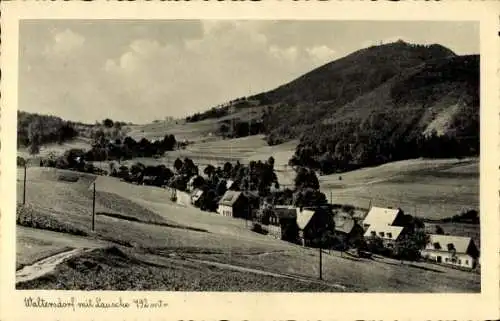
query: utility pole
368 198 372 210
330 191 333 204
92 182 96 232
319 246 323 280
23 164 27 205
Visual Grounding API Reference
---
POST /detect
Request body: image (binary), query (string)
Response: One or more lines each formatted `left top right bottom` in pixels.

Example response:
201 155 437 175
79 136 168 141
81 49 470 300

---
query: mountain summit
190 41 479 173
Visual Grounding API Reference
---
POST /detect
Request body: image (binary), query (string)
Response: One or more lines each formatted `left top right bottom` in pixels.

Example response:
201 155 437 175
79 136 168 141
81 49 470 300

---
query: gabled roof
334 213 357 234
296 209 316 230
191 188 204 201
425 234 475 254
218 190 242 206
363 206 402 227
364 225 405 240
187 176 197 185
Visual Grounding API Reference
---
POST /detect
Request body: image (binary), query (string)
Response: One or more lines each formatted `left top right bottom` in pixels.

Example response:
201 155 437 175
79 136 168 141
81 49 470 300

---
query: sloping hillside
183 41 478 173
255 41 456 107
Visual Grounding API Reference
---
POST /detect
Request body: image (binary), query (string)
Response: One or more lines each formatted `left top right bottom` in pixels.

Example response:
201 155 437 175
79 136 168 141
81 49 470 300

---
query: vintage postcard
1 1 499 320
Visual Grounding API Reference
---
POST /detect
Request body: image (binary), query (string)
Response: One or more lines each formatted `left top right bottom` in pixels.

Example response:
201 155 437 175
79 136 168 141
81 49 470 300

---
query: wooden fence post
23 165 27 205
92 182 96 231
319 247 323 280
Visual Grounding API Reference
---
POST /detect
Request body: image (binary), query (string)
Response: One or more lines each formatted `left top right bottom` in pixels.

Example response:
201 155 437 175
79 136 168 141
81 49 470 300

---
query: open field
16 166 480 291
16 226 109 270
17 137 92 161
126 119 220 143
319 158 479 220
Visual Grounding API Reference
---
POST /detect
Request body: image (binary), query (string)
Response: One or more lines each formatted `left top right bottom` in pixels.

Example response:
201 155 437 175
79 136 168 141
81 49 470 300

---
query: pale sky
19 20 479 124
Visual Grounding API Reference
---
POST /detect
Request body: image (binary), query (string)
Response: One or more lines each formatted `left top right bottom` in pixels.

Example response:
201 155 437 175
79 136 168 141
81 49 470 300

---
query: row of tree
85 134 178 162
289 123 479 175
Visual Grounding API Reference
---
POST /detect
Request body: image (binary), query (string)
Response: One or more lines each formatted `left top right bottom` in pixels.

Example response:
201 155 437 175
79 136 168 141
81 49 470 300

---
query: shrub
251 223 268 235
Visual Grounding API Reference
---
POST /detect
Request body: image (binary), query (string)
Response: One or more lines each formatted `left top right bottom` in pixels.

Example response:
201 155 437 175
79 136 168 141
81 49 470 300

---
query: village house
363 224 406 249
421 234 480 269
259 205 298 242
362 206 406 230
296 205 334 247
186 175 203 192
226 179 235 190
216 190 251 219
190 188 204 206
333 213 365 249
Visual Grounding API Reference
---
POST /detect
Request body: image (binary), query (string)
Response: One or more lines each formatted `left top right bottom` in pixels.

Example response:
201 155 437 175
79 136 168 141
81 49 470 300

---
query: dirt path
16 248 85 284
185 257 347 290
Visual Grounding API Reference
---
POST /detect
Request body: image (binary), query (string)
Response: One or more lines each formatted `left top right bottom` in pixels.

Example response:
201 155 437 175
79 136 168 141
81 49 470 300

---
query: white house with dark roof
421 234 480 269
364 224 405 248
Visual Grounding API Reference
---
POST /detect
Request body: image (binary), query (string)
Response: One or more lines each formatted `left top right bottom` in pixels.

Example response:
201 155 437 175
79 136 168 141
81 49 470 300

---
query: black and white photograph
11 17 485 293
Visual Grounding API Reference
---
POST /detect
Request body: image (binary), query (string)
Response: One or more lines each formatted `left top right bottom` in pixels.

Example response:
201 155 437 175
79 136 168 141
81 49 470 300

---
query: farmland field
319 158 479 220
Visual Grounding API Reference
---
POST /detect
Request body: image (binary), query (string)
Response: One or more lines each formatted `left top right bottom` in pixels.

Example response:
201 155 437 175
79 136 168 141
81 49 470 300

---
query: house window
458 259 462 265
445 258 449 262
371 231 376 237
387 233 392 238
379 232 385 238
465 260 469 265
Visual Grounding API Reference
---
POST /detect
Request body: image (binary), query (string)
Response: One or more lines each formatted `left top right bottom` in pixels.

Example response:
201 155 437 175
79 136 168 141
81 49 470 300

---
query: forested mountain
188 41 479 173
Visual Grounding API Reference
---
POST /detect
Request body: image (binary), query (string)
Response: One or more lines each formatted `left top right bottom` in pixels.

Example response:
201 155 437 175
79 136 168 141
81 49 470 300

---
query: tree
215 179 228 196
17 156 26 167
174 158 183 173
28 137 41 155
365 235 385 254
92 129 107 148
204 164 216 178
394 230 430 261
181 158 198 177
223 162 233 178
130 162 145 183
200 189 218 212
28 120 42 155
267 156 275 169
293 188 327 208
191 175 206 190
294 167 320 190
103 118 114 128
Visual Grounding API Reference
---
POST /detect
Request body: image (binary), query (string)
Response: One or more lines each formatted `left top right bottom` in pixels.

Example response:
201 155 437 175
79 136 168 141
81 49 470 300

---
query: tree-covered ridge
288 55 479 173
17 111 80 153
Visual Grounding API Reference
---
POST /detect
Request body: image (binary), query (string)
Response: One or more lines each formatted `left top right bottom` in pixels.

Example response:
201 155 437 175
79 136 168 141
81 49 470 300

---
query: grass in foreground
16 204 88 236
16 247 338 292
186 249 481 293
